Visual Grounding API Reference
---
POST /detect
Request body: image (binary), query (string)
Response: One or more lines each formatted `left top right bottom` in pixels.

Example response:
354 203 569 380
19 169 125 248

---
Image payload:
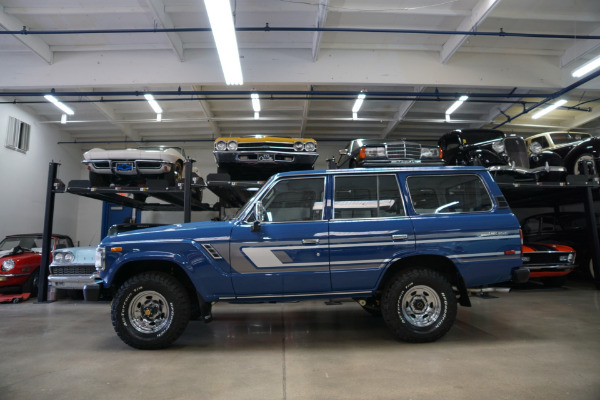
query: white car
82 146 189 187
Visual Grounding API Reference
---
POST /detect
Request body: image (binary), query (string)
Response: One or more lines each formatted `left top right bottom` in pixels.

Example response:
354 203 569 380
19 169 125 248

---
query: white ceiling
1 0 600 146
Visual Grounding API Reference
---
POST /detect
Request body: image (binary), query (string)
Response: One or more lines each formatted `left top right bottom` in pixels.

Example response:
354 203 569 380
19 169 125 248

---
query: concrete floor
1 278 599 400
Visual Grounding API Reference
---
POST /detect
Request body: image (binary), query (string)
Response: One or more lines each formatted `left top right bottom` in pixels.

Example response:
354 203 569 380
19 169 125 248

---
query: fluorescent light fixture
445 114 451 122
44 95 74 115
156 113 162 122
531 99 568 120
572 55 600 78
446 95 468 116
352 93 366 113
61 114 67 124
251 93 261 112
254 112 260 119
204 0 244 85
352 112 358 120
144 94 163 114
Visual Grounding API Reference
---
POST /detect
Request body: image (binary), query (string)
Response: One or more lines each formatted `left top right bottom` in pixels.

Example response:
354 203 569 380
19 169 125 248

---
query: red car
522 243 576 287
0 234 74 295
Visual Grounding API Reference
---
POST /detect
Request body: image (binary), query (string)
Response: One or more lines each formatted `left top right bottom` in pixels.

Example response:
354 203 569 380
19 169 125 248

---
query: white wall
0 101 84 242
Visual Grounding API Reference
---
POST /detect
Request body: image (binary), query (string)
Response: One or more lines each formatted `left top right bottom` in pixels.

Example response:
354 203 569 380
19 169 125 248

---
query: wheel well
111 260 202 313
379 255 471 307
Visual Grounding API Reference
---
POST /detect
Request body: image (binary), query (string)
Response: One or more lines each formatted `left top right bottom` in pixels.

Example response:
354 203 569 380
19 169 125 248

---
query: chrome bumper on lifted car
214 151 318 165
488 164 566 176
83 159 174 176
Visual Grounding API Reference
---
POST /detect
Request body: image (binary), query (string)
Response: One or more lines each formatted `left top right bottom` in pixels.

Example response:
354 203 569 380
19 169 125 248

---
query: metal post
183 158 192 223
584 186 600 289
38 162 60 303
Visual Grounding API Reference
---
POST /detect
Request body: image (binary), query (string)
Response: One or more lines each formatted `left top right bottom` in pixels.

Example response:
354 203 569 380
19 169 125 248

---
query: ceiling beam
0 5 53 64
569 106 600 129
146 0 185 61
440 0 501 64
475 88 530 129
193 85 221 138
311 0 329 62
381 86 423 138
85 93 141 141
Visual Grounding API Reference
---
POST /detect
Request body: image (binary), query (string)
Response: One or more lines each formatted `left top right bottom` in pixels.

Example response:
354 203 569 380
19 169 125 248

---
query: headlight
215 140 227 151
54 252 64 263
529 142 543 155
293 141 305 151
364 146 386 158
95 246 106 272
1 259 15 272
421 147 440 158
64 252 74 263
227 140 238 151
304 141 317 152
560 254 575 263
492 141 505 153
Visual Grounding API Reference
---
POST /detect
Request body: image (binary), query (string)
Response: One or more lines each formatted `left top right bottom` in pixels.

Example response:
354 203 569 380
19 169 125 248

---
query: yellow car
213 136 318 180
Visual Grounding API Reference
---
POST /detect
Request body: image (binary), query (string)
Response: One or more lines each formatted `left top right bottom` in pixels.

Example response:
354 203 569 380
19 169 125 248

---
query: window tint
407 174 492 214
333 174 405 219
261 177 324 222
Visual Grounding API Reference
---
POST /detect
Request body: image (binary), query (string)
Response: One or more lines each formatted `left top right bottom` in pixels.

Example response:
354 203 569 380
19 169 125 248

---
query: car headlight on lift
492 141 505 153
560 254 575 263
363 146 386 158
304 141 317 152
214 140 227 151
1 259 15 272
227 140 238 151
421 147 441 158
293 141 305 151
529 142 543 155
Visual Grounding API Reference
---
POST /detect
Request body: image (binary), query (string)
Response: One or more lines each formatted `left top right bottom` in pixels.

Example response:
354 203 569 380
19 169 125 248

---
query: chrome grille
386 142 422 160
504 137 529 168
237 142 295 151
50 265 96 276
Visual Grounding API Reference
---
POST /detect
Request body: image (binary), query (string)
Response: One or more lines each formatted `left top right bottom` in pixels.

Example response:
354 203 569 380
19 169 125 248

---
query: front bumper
214 151 318 166
359 159 445 167
83 159 174 176
48 274 97 290
488 165 566 176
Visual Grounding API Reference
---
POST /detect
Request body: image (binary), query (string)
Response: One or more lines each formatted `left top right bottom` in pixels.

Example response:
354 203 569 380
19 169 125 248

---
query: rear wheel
381 268 457 343
111 272 191 349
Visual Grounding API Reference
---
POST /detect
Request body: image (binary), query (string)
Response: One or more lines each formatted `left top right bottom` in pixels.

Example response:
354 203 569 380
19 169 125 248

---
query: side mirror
251 201 265 232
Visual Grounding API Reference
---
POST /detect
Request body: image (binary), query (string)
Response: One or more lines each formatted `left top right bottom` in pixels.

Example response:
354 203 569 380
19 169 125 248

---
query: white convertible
82 146 187 187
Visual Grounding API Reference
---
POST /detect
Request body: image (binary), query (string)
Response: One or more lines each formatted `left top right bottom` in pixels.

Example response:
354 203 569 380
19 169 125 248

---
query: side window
261 177 324 222
407 174 492 214
333 174 405 219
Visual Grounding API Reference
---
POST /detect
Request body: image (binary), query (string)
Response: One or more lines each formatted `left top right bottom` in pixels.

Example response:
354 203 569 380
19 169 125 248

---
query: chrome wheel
128 290 171 334
398 285 442 328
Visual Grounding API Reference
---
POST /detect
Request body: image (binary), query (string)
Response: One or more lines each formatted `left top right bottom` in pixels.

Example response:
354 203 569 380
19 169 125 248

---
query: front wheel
572 153 596 175
111 272 191 349
381 268 457 343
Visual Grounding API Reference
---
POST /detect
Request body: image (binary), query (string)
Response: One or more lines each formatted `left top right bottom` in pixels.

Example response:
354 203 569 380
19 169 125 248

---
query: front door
229 176 330 298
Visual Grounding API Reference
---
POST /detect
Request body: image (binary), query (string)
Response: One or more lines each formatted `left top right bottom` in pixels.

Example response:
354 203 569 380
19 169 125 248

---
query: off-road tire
111 272 191 350
381 268 457 343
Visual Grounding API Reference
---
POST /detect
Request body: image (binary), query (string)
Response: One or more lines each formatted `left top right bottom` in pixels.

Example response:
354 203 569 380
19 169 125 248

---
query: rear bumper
511 267 530 283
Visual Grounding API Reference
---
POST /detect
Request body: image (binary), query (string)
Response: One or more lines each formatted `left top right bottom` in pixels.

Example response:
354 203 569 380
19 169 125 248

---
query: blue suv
94 166 527 349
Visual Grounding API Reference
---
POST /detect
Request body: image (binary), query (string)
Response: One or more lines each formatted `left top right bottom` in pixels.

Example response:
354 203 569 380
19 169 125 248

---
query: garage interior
1 1 600 399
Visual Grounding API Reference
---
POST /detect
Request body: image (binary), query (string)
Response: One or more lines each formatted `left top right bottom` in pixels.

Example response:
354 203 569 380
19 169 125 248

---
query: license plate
115 162 134 172
258 154 273 162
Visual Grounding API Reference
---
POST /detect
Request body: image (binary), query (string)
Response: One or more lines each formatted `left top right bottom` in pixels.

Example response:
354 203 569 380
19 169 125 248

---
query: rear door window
407 174 492 214
333 174 405 219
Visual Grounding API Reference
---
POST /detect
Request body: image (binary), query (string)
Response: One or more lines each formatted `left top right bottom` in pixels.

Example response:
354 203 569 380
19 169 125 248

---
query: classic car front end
439 129 565 182
522 243 576 286
82 146 187 186
49 247 98 291
213 136 318 180
337 139 443 168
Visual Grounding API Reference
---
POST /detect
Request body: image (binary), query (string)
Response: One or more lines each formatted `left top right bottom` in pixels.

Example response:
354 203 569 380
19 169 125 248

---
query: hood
99 220 236 246
83 147 180 161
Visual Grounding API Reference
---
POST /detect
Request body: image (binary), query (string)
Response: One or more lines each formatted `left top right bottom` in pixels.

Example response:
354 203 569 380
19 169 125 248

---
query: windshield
0 236 42 251
550 132 590 145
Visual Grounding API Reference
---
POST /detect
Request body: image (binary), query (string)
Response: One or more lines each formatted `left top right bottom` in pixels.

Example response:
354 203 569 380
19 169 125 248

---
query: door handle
302 238 320 245
392 234 408 241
